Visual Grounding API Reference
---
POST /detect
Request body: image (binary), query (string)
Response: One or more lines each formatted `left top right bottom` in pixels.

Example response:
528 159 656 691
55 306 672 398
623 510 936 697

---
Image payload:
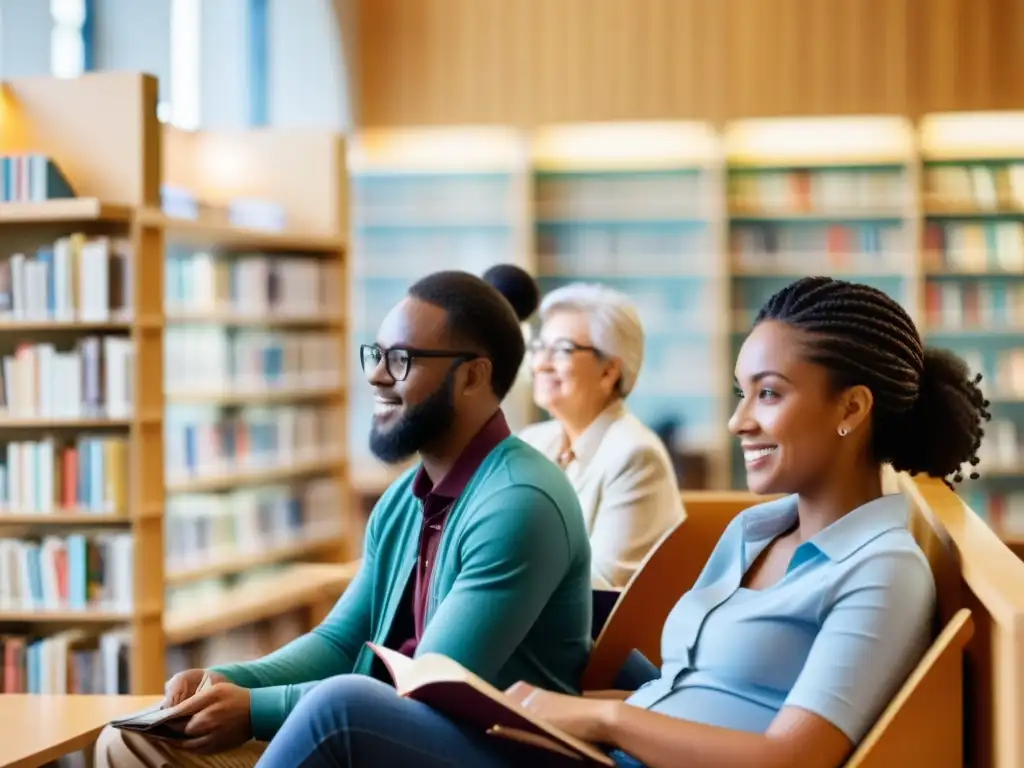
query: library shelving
529 122 728 487
0 72 357 697
919 111 1024 549
157 126 357 679
347 128 533 499
723 116 920 489
0 72 166 695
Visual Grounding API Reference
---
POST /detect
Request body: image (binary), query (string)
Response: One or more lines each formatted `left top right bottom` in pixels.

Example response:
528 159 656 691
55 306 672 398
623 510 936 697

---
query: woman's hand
505 682 620 744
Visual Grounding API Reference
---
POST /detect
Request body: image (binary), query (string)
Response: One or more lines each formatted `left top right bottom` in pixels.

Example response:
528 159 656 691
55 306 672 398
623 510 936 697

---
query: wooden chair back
896 475 1024 768
583 477 1024 767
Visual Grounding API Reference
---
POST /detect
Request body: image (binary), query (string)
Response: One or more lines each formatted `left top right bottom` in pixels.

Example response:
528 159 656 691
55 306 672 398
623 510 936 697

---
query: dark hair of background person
408 269 532 400
755 276 991 487
482 263 541 323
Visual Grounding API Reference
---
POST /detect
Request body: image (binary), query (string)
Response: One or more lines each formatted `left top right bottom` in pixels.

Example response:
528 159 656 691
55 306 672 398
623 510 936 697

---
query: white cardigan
519 402 686 589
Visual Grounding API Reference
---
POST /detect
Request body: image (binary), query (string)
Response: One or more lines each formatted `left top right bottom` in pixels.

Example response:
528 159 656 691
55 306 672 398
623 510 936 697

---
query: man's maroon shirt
389 410 511 657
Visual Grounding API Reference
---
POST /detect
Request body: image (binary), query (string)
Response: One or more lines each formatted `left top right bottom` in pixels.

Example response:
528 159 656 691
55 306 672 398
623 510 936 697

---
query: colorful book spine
0 154 75 203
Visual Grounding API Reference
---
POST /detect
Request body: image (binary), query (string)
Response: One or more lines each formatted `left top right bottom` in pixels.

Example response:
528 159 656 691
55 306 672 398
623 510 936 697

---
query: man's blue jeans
254 675 644 767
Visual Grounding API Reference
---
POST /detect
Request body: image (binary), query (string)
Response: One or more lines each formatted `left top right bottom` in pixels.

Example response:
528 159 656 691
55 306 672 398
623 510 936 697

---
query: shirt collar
565 400 626 468
412 409 511 502
743 493 909 563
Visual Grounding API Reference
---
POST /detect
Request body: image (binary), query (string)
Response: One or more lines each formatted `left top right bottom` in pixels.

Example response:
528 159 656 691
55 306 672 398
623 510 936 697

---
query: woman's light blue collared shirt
625 493 936 743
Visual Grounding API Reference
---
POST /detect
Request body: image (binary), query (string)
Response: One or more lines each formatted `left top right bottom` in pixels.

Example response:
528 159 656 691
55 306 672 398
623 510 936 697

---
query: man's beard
369 372 456 463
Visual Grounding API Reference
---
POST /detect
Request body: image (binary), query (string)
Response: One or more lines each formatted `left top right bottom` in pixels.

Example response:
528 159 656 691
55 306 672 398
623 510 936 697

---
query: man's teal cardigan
210 436 594 740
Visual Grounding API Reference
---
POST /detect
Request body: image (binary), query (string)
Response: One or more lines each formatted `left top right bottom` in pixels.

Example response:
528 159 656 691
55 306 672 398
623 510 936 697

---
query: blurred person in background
519 283 686 589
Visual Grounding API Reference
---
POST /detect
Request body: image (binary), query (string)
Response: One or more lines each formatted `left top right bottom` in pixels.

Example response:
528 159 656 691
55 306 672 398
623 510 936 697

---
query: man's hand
161 669 228 708
173 682 253 753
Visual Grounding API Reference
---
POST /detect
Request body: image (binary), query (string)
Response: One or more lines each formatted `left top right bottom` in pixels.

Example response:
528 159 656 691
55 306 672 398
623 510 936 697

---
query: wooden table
0 695 162 768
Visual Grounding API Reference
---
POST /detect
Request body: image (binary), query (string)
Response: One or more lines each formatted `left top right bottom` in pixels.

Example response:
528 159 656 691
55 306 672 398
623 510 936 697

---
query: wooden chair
583 477 1024 768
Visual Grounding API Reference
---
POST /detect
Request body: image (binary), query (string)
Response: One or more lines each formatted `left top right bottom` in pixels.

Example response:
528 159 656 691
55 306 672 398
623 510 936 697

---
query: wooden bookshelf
347 127 533 496
530 121 728 488
918 111 1024 544
158 126 356 652
0 72 166 694
0 73 357 697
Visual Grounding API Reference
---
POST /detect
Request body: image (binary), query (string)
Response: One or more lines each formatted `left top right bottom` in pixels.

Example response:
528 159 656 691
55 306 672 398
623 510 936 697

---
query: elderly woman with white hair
519 283 686 589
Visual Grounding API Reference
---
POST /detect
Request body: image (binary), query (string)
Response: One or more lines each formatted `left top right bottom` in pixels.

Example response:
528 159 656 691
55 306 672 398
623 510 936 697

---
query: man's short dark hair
408 270 525 400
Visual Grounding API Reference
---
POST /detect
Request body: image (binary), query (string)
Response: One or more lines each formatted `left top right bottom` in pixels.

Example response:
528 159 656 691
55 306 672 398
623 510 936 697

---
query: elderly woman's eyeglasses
360 343 480 382
527 339 601 364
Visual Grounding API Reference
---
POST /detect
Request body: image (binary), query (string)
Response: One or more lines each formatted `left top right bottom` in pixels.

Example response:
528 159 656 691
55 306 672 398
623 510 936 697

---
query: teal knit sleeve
415 484 572 684
208 517 382 740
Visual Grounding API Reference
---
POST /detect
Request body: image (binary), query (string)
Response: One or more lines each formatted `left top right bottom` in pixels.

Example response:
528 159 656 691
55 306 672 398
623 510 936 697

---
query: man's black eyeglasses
360 344 480 382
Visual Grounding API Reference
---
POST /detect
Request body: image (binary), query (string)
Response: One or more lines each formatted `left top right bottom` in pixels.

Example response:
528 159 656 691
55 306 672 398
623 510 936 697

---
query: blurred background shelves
919 112 1024 546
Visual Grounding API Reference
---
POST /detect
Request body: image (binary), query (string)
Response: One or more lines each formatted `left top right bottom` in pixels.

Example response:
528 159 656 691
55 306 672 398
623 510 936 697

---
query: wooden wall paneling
349 0 1024 127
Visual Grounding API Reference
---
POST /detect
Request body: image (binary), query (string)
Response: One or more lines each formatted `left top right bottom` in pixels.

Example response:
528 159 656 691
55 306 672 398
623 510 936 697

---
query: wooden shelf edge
0 199 132 223
164 561 360 645
0 511 131 525
165 534 347 586
166 456 345 494
137 208 346 252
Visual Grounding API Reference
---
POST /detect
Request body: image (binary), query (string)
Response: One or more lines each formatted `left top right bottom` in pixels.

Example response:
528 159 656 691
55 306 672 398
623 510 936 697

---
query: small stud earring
838 426 849 437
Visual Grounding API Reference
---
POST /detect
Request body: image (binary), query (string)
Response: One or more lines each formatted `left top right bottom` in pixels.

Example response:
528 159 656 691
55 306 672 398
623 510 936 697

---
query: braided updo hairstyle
755 276 990 487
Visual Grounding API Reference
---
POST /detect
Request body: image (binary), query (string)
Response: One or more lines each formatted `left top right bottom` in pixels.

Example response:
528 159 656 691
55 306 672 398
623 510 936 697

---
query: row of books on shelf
0 236 131 323
730 221 907 258
536 227 711 266
0 532 133 611
534 172 707 220
727 169 908 214
975 492 1024 538
164 405 344 483
923 281 1024 332
164 478 343 570
0 153 74 204
164 329 341 395
352 176 514 226
165 250 343 319
922 221 1024 273
925 164 1024 211
536 252 709 278
0 336 133 420
0 435 127 515
1 629 129 694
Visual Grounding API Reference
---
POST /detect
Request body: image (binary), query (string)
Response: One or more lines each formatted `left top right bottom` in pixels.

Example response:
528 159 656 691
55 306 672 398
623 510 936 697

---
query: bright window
166 0 201 128
50 0 86 78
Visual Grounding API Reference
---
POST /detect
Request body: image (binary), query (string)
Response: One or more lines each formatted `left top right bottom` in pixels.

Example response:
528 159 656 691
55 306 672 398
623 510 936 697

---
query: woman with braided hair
249 277 988 768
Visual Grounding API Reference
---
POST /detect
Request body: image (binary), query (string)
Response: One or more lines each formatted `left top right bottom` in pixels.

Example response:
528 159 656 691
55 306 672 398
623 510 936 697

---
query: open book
108 700 193 740
368 643 614 765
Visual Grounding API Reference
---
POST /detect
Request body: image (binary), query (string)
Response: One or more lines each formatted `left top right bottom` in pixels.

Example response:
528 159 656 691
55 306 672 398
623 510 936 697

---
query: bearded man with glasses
96 267 594 768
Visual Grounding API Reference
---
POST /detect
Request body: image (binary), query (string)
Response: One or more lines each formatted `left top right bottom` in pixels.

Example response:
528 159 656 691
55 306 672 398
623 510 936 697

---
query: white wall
92 0 171 103
0 0 352 131
199 0 250 129
267 0 350 130
0 0 53 78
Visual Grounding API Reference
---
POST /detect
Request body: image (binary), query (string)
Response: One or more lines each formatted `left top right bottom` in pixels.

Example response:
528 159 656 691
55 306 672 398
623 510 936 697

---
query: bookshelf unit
529 122 728 487
347 128 533 500
157 127 356 676
723 117 920 489
0 73 165 694
919 112 1024 548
